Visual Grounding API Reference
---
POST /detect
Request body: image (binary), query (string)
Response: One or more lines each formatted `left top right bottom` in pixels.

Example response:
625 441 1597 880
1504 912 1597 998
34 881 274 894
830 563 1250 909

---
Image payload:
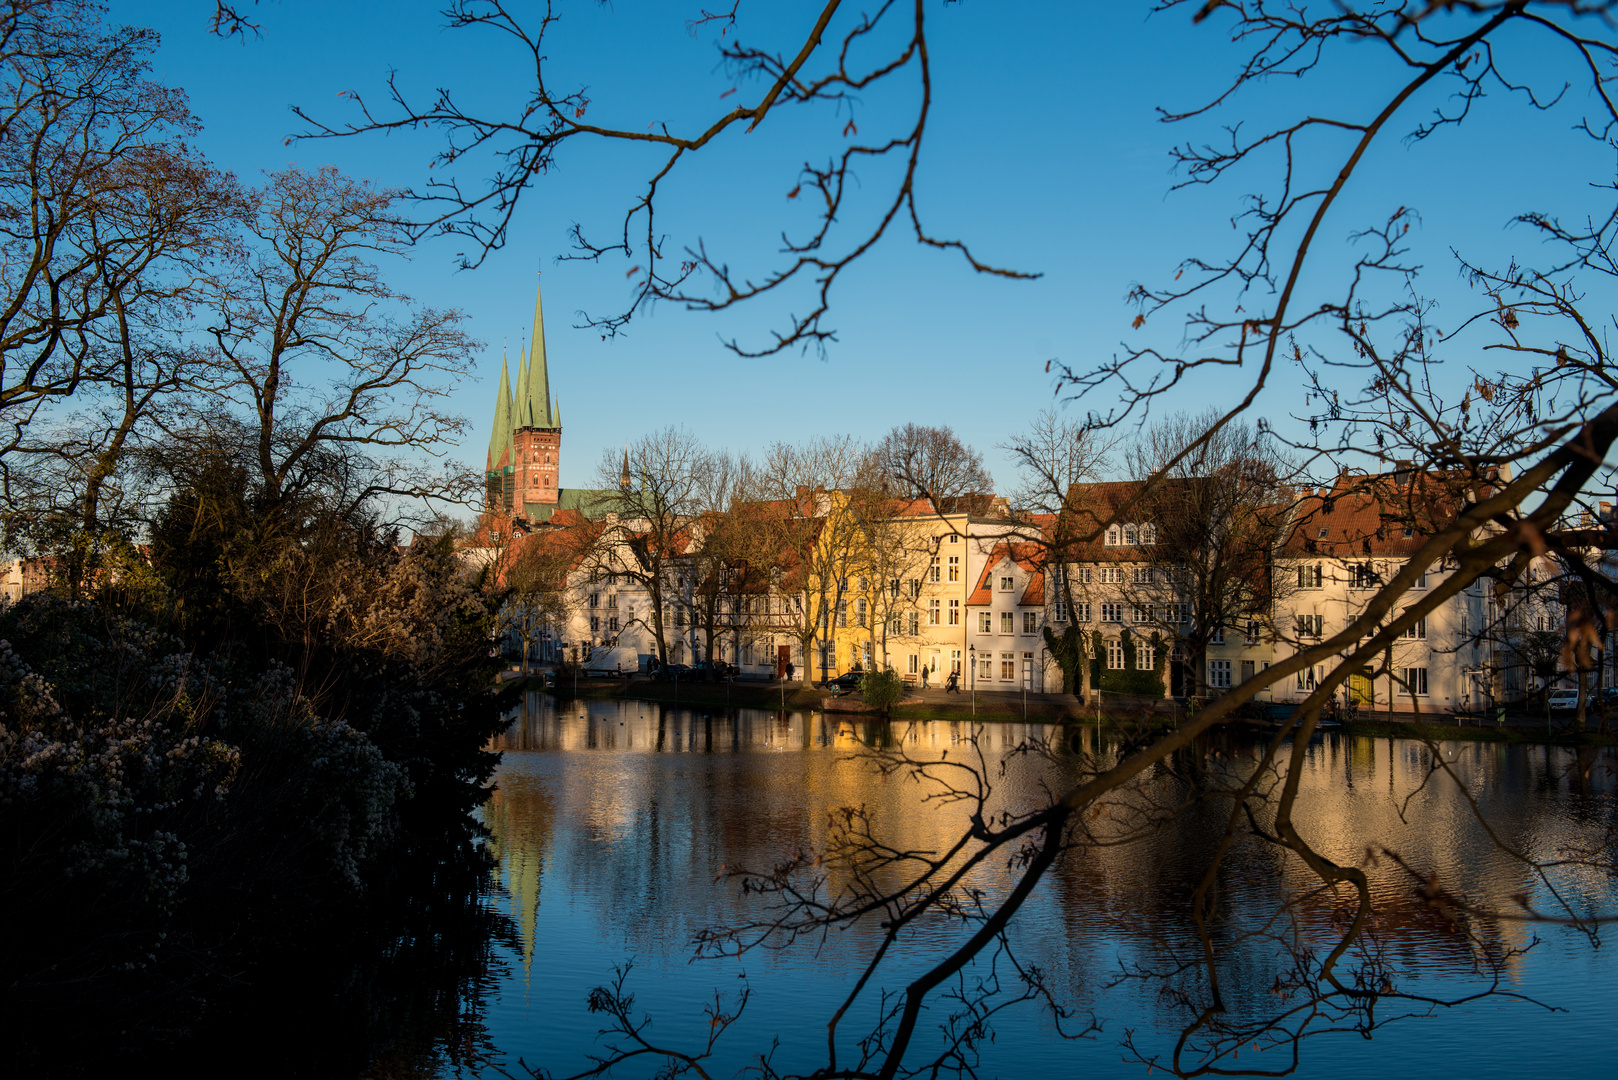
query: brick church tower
486 275 563 521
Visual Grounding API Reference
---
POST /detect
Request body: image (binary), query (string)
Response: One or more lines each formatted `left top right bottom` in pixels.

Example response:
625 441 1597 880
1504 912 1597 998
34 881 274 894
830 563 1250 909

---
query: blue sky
116 1 1613 494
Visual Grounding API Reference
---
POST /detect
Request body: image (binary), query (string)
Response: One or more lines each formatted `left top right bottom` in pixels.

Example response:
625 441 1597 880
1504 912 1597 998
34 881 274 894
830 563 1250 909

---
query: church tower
485 274 563 521
512 274 562 515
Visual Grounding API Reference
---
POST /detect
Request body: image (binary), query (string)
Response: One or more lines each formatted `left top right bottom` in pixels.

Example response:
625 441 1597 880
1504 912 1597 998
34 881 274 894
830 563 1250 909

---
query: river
384 694 1618 1079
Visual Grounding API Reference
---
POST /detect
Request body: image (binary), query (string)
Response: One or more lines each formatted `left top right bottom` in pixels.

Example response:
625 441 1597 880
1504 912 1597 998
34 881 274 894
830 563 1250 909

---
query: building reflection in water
476 694 1617 1078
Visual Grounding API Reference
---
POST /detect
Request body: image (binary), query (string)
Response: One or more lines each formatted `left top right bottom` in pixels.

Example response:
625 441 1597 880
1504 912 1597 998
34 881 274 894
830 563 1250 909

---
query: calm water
430 696 1617 1079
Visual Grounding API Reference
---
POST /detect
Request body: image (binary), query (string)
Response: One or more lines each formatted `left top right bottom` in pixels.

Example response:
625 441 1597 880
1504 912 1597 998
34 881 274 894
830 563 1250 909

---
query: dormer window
1317 527 1329 540
999 576 1015 591
1105 525 1121 546
1123 524 1138 546
1140 523 1156 545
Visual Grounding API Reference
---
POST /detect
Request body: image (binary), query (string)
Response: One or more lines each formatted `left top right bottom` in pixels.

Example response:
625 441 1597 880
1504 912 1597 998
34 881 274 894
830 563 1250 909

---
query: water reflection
467 695 1617 1079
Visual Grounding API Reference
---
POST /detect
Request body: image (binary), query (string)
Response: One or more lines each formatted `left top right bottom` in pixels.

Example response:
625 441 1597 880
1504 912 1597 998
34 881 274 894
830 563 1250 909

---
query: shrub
862 668 905 715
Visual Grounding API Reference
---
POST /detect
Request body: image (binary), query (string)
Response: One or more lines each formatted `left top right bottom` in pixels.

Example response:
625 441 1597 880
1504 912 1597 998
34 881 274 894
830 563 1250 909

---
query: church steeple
517 272 557 429
487 349 514 471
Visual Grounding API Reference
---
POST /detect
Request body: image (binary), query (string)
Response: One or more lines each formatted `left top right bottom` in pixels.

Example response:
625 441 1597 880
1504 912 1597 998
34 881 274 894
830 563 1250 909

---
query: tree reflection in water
469 695 1615 1080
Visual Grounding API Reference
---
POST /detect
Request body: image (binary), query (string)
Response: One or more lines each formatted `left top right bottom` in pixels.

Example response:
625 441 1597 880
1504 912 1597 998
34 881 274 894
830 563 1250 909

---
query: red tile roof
966 542 1046 606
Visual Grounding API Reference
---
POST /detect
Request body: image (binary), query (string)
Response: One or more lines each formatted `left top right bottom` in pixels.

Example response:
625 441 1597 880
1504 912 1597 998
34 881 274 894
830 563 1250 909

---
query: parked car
657 663 693 681
820 671 864 694
1546 688 1581 712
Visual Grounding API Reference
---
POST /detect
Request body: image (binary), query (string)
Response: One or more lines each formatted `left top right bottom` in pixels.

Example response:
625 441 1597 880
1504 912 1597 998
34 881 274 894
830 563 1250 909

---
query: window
979 657 993 679
607 593 618 608
1351 563 1378 589
949 532 959 543
1100 567 1123 585
1170 603 1189 624
1414 569 1429 589
1139 641 1155 670
1123 524 1138 546
948 556 960 583
1074 567 1093 585
908 612 920 636
908 579 922 599
1140 523 1157 545
1023 651 1035 683
1107 640 1124 669
1299 564 1324 589
1105 525 1121 546
1245 621 1260 645
930 557 941 583
948 599 960 626
608 615 620 632
888 615 903 635
856 598 868 628
589 592 600 608
857 576 868 592
1133 604 1151 624
1001 654 1016 680
1403 526 1415 539
929 599 941 626
1023 611 1038 634
1401 617 1427 639
1241 659 1255 683
1209 659 1232 689
1054 600 1068 623
590 615 600 632
1317 527 1329 540
1404 667 1429 696
889 578 901 598
1295 613 1323 638
1074 601 1092 623
1101 602 1122 622
908 654 918 674
1296 665 1318 690
836 600 848 628
999 575 1015 591
1000 611 1015 633
979 612 993 633
1210 625 1225 645
1133 566 1154 584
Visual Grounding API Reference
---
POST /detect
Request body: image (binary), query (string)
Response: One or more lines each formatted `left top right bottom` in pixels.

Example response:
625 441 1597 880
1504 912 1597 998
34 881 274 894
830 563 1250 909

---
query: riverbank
509 674 1618 745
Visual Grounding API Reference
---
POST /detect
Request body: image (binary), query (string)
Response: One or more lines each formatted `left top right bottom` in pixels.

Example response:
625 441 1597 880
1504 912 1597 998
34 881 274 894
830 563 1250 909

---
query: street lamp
969 643 976 716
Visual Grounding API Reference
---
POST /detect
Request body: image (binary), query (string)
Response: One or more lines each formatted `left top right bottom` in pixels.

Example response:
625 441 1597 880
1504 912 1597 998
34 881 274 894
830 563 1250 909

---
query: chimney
1601 501 1613 523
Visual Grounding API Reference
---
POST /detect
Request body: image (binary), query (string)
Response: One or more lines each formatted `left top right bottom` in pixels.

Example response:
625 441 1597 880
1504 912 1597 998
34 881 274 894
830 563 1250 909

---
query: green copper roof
516 274 557 429
487 350 514 471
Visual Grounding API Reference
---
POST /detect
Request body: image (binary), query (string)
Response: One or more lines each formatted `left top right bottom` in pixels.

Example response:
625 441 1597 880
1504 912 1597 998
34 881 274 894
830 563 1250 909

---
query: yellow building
826 502 971 685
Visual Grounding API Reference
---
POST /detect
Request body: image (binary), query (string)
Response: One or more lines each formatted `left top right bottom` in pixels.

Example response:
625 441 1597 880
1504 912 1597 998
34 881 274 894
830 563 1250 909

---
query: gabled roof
967 542 1046 606
1279 470 1491 560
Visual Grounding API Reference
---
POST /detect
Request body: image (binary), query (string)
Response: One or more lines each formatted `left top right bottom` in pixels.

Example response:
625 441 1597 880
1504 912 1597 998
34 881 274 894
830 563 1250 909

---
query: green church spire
516 272 556 429
487 349 514 470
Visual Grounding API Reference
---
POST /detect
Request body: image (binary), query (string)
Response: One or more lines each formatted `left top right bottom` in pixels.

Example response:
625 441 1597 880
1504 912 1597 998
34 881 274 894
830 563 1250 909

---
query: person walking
945 669 960 694
785 660 795 683
920 664 930 690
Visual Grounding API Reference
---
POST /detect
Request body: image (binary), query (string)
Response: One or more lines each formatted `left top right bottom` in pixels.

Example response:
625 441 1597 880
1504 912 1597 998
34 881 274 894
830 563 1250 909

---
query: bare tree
1002 407 1115 696
587 426 712 667
503 528 584 674
1124 410 1295 701
205 166 478 516
747 435 868 686
288 1 1035 356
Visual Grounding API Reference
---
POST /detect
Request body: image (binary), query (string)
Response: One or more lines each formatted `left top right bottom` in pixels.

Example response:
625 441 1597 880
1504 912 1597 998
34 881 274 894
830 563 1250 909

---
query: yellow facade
826 509 970 683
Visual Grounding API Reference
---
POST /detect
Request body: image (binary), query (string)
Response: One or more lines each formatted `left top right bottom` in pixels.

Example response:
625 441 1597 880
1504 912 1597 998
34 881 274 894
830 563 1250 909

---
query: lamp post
969 643 976 716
